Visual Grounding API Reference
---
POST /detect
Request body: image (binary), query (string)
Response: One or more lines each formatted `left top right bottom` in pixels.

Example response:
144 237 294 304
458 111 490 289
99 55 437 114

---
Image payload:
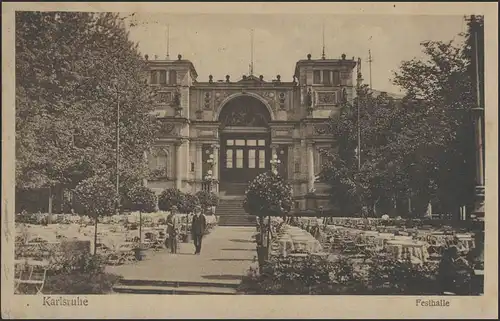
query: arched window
156 149 168 170
149 148 169 171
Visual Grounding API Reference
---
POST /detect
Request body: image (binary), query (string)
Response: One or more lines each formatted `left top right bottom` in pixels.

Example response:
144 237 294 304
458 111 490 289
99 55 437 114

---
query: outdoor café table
377 233 395 241
292 237 322 253
394 235 413 241
385 240 430 263
277 236 294 256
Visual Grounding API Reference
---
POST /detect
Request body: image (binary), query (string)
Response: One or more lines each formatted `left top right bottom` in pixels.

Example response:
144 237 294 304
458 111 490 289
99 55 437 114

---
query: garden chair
14 259 48 294
341 241 358 255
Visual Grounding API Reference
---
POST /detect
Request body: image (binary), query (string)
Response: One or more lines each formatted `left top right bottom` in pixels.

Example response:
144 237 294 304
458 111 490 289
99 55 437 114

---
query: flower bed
238 248 478 295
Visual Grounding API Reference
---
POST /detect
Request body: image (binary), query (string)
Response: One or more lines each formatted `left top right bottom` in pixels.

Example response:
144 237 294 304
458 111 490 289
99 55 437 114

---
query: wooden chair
14 260 48 295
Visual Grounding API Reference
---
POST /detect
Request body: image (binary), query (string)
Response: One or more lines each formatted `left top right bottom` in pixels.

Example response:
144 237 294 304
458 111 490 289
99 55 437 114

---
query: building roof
146 57 198 78
294 56 357 76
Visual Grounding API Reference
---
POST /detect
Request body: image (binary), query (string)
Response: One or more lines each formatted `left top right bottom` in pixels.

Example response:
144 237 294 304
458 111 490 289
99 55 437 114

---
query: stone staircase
216 183 256 227
216 199 257 227
219 182 249 196
113 279 241 295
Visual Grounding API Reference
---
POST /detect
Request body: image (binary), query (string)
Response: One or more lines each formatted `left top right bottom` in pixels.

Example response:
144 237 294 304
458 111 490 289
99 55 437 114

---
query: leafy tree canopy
16 12 160 193
321 23 479 217
73 176 116 217
243 172 293 216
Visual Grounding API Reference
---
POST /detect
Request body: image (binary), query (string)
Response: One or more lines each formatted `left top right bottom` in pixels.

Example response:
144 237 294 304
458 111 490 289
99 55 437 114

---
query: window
258 150 266 168
236 149 244 168
258 140 266 146
332 71 340 85
323 70 331 85
150 70 159 84
226 140 234 146
247 140 257 146
248 150 256 168
159 70 167 84
168 70 177 85
226 150 233 168
149 149 168 171
235 139 246 146
313 70 321 84
156 153 167 170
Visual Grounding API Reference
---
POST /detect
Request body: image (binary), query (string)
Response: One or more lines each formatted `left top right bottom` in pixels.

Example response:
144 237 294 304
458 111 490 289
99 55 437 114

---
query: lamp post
204 170 213 193
204 151 216 193
270 153 281 175
110 79 120 214
467 15 485 272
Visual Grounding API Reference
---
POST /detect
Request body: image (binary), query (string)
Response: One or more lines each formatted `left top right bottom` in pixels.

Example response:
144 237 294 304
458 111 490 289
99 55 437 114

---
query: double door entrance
220 134 270 183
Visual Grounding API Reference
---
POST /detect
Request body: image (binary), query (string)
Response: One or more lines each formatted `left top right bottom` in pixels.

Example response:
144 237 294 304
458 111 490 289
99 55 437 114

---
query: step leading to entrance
216 198 256 227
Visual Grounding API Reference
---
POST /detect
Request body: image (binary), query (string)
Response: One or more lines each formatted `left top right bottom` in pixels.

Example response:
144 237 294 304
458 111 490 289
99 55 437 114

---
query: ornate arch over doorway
217 95 272 188
214 92 275 122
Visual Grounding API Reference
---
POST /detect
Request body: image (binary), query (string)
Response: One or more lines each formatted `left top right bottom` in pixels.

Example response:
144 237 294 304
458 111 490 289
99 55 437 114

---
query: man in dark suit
191 205 206 255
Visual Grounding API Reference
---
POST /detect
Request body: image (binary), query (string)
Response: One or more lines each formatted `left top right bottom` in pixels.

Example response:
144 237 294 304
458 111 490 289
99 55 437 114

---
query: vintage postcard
2 2 498 319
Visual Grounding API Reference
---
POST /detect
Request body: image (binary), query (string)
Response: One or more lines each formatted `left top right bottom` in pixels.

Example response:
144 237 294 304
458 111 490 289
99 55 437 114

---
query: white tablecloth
386 240 430 263
275 226 322 256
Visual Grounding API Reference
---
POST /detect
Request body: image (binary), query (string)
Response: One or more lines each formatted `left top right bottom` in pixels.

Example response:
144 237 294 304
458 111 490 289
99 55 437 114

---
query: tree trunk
139 211 143 243
266 216 271 259
259 216 265 246
93 214 98 255
48 186 53 223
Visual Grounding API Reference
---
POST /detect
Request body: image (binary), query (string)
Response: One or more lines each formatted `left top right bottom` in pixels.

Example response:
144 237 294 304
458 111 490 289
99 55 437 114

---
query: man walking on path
166 206 180 254
191 205 206 255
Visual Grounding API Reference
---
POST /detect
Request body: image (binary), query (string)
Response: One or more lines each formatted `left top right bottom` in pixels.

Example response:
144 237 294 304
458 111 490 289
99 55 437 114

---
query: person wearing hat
191 205 206 255
166 206 180 254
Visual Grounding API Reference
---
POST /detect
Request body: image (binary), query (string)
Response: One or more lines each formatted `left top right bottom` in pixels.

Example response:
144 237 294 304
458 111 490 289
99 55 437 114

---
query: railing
201 182 211 192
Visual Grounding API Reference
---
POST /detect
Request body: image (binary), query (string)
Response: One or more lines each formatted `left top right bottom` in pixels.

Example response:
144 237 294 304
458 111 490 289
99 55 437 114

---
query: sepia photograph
2 2 498 319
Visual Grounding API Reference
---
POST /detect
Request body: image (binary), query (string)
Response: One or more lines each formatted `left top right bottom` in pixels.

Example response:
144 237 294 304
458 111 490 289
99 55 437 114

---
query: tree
127 185 157 242
15 12 160 213
244 171 292 254
392 35 477 216
322 32 477 218
243 172 293 217
73 176 116 254
320 86 413 216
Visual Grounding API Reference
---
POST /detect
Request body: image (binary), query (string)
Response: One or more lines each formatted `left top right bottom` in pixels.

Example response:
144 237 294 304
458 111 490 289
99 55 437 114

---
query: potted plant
132 242 149 261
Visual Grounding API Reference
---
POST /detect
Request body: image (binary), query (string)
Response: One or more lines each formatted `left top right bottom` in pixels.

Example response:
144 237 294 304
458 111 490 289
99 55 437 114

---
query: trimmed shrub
158 188 183 211
243 172 293 216
127 185 157 213
238 255 366 295
74 176 116 217
195 190 219 209
179 193 200 214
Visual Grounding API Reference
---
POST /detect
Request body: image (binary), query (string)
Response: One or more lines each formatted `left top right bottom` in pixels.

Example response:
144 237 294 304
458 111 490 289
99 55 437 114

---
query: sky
124 14 467 94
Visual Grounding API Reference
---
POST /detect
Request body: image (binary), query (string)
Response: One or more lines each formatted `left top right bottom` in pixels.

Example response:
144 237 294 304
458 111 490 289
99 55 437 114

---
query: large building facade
145 53 361 210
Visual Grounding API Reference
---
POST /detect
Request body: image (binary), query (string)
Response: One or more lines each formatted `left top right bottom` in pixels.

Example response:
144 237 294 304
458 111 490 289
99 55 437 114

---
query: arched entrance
218 95 272 190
